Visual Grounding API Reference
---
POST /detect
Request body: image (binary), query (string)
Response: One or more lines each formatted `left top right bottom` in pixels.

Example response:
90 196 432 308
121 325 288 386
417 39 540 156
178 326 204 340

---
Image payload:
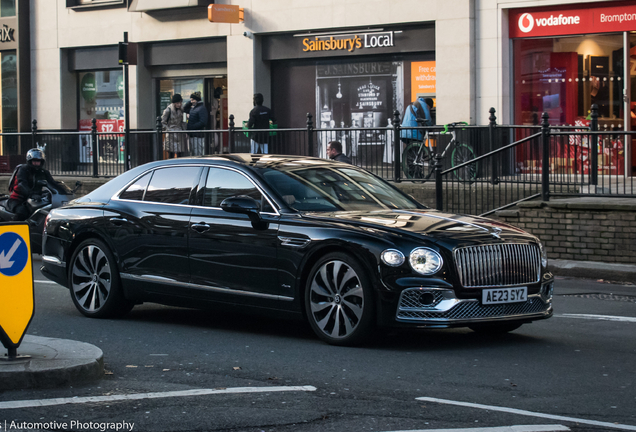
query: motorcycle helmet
26 148 46 170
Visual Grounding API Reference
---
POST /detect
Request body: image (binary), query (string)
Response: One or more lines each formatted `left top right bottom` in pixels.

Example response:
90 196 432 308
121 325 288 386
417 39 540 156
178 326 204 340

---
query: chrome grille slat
453 243 541 288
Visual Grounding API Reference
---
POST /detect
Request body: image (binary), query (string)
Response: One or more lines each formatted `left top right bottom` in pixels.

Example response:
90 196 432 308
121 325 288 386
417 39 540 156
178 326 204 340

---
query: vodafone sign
510 1 636 38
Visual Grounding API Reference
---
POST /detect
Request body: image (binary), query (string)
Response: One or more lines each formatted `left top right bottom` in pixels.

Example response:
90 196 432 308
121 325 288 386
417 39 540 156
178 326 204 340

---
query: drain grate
559 293 636 303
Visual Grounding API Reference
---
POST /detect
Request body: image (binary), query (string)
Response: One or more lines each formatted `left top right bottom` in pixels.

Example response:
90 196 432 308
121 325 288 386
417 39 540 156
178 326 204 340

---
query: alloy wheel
71 244 112 313
308 259 365 340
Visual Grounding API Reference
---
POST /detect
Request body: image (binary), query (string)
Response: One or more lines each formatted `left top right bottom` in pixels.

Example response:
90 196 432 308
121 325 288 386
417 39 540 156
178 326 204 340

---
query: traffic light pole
123 32 131 171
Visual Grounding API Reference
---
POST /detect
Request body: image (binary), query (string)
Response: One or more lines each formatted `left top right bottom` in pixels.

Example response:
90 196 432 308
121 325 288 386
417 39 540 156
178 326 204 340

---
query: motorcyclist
5 148 62 221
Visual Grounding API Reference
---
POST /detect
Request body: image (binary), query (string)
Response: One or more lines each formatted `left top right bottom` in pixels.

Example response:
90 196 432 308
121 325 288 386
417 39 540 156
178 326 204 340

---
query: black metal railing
0 106 634 217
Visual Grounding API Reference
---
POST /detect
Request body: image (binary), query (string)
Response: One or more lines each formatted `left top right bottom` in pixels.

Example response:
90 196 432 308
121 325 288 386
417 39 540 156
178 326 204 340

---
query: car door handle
191 222 210 233
109 217 128 226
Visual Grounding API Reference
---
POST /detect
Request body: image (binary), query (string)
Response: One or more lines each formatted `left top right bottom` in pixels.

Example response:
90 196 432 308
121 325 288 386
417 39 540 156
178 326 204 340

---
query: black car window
144 167 198 204
119 172 151 201
204 168 274 213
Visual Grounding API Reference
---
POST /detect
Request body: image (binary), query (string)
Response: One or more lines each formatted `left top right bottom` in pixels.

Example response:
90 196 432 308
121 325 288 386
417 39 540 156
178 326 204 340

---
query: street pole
123 32 131 171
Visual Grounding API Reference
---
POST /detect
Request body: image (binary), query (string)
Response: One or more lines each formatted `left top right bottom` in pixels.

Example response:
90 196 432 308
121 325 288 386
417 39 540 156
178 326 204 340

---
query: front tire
305 252 375 346
69 238 133 318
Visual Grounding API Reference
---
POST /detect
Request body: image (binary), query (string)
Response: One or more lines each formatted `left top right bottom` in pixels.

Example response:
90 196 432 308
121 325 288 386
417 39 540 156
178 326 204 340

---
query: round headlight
539 242 548 267
409 248 443 275
381 249 405 267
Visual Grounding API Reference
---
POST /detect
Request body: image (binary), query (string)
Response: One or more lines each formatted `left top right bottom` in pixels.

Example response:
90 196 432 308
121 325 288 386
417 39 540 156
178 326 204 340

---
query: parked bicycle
402 122 478 181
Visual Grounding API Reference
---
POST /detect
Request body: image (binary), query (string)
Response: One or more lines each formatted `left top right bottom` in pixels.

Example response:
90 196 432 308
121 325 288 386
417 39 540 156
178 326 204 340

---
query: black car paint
41 155 552 331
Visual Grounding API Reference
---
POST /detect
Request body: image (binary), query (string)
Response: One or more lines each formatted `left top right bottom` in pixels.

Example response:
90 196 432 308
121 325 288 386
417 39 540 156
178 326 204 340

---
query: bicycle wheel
451 143 478 181
402 142 434 180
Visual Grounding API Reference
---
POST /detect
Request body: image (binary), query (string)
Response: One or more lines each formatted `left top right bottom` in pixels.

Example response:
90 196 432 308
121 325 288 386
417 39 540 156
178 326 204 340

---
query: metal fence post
228 114 235 153
393 110 401 182
489 108 499 185
435 153 443 211
31 119 37 148
590 104 598 186
306 113 313 157
91 118 99 177
155 116 162 161
541 112 550 201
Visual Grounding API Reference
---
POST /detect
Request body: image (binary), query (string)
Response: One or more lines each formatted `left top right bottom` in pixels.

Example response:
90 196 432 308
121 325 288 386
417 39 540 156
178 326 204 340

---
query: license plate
482 287 527 305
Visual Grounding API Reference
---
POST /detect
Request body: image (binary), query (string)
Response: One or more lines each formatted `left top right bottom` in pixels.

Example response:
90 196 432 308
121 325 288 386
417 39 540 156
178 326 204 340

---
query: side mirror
221 196 260 214
221 196 266 229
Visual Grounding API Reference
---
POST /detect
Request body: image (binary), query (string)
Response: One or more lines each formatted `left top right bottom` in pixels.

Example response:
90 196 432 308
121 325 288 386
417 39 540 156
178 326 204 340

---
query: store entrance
157 76 228 155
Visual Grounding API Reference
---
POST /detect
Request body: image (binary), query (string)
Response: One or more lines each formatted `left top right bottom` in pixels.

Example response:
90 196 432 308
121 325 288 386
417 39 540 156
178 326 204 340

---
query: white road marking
382 425 569 432
416 397 636 431
0 385 317 410
34 279 59 285
557 314 636 323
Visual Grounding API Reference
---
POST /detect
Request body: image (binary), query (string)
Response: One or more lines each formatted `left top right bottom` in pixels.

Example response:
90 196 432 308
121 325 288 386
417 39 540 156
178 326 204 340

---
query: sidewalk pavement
549 259 636 284
0 335 103 391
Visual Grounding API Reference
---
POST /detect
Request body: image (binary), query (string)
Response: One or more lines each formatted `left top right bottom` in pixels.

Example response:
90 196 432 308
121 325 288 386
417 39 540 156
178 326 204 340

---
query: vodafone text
535 14 580 27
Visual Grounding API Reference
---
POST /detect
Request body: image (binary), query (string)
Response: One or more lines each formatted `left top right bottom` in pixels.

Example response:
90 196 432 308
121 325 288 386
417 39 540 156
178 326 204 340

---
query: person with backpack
161 94 186 158
400 96 434 144
5 148 62 221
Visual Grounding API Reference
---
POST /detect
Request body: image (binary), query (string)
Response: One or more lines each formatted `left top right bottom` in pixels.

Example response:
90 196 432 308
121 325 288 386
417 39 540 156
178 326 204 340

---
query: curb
0 335 104 390
549 259 636 284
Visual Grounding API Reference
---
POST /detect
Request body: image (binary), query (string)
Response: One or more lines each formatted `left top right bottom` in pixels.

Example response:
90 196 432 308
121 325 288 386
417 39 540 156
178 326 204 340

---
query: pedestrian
247 93 276 154
326 140 352 164
161 94 186 159
186 92 208 156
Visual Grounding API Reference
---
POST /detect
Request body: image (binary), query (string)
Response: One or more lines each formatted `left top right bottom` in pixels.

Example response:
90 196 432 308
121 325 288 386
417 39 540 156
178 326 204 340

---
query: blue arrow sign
0 232 29 277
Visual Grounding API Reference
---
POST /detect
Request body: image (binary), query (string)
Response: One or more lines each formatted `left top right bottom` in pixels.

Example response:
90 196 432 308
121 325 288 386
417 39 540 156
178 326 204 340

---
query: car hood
302 209 534 244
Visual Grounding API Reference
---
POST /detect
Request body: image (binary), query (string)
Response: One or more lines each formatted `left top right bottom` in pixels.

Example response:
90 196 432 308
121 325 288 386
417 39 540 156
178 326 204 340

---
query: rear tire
305 252 375 346
69 238 133 318
451 143 478 181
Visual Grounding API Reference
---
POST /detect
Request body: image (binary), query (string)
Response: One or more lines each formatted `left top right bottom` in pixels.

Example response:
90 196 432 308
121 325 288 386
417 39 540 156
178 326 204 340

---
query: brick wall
492 199 636 264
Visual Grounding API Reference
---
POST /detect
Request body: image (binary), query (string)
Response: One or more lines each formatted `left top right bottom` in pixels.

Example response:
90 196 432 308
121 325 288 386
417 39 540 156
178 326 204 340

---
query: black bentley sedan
41 155 553 345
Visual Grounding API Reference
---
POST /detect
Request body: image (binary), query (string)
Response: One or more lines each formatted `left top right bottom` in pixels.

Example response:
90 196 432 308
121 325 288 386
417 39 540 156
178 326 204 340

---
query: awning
129 0 213 12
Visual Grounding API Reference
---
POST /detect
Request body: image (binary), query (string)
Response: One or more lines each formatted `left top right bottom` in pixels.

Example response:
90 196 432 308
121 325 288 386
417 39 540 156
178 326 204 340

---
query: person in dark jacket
326 141 352 164
186 92 208 156
6 148 61 221
247 93 276 154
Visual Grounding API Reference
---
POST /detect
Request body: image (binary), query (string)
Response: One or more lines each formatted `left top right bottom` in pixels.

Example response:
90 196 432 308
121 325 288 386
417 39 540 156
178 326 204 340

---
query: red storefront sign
510 1 636 38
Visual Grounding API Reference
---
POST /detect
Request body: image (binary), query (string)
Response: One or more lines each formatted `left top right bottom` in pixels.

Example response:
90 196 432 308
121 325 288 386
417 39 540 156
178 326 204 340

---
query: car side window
119 172 152 201
144 167 199 205
204 168 274 213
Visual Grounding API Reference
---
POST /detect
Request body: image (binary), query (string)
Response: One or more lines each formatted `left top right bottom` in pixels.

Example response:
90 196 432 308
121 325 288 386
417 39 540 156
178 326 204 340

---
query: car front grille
453 243 541 288
397 296 550 321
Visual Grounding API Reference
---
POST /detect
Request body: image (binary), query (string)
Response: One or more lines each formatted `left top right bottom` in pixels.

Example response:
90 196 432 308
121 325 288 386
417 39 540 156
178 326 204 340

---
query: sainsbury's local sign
302 31 394 53
510 2 636 38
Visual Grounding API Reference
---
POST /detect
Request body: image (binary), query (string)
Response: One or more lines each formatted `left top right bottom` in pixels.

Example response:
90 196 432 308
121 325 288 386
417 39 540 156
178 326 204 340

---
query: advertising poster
78 119 125 164
411 61 436 98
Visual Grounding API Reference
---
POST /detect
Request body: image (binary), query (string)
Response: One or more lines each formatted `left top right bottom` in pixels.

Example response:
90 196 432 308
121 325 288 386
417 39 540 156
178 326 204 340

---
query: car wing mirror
221 196 267 229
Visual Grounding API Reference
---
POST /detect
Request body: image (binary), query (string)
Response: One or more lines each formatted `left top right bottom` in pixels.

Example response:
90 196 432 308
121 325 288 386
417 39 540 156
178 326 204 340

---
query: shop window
514 34 624 127
0 0 15 17
78 70 124 121
158 78 204 116
0 50 17 155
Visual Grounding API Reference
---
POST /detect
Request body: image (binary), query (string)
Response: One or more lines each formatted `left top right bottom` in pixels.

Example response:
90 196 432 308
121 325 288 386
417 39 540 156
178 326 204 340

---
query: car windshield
258 165 422 212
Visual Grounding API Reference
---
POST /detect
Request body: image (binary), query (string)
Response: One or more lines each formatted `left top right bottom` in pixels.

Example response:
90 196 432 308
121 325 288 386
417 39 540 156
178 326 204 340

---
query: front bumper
394 282 553 327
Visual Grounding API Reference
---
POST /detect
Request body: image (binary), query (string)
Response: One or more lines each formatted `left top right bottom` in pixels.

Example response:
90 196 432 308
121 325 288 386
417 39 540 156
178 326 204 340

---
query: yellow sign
411 61 436 97
0 223 34 348
208 4 244 23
